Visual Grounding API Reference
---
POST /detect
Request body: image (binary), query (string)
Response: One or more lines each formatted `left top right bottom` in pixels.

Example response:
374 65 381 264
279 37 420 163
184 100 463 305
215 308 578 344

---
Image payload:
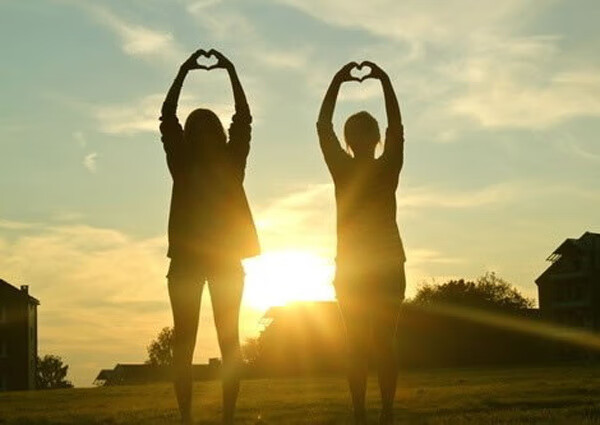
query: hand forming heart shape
350 62 373 82
195 50 219 70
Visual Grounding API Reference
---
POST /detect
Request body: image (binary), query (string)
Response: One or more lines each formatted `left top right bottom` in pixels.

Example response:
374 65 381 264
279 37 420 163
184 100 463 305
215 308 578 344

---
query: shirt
160 111 260 263
317 121 406 266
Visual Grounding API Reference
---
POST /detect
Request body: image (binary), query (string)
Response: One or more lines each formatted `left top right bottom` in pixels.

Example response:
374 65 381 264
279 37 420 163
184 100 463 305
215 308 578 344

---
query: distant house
536 232 600 331
0 279 40 391
94 358 221 386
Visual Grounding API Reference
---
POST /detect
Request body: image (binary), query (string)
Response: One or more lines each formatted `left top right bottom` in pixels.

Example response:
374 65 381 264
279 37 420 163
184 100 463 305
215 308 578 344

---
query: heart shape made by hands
195 51 219 70
350 63 372 82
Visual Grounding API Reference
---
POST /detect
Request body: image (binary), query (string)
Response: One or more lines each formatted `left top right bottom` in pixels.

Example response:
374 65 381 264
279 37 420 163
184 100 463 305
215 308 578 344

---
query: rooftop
0 278 40 305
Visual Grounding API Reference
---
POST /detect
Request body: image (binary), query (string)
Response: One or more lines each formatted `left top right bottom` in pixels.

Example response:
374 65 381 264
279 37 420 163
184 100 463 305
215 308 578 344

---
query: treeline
137 273 594 382
243 273 592 376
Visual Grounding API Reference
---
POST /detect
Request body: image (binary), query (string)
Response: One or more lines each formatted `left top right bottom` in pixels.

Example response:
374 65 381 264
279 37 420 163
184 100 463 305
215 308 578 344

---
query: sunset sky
1 0 599 386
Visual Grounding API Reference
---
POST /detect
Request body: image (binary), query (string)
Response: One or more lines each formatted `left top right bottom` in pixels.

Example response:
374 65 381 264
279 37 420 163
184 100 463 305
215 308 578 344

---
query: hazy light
413 301 600 351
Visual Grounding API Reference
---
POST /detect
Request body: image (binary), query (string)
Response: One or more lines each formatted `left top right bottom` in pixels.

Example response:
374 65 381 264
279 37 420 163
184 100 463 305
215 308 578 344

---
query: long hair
184 108 227 156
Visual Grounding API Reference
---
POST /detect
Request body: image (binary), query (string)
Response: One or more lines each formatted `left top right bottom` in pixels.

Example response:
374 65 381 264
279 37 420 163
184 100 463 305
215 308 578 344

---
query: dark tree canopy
36 354 73 389
146 326 174 367
412 272 534 312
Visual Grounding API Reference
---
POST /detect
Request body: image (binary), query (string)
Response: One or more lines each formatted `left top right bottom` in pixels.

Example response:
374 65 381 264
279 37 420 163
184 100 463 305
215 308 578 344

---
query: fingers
208 49 225 60
360 60 377 68
341 61 359 73
186 48 231 71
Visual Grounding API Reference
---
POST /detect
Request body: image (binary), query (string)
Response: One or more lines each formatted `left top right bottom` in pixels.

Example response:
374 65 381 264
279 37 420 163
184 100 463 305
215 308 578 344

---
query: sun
242 250 336 311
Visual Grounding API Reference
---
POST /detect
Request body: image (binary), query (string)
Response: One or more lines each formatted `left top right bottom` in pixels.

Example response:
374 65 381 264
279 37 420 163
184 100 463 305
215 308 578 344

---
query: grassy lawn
1 364 600 424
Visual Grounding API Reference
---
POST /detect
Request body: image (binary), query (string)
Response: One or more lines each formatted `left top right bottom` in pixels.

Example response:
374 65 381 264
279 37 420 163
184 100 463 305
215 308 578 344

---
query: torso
333 156 405 266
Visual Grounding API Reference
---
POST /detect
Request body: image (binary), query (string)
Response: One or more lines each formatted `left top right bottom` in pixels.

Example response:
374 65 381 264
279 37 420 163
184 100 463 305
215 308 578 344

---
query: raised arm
207 50 252 176
160 50 202 176
317 62 359 171
211 50 250 119
362 61 404 165
161 50 203 121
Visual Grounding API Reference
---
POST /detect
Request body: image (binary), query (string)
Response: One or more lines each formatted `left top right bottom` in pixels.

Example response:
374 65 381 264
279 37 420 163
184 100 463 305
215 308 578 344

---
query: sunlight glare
242 250 336 311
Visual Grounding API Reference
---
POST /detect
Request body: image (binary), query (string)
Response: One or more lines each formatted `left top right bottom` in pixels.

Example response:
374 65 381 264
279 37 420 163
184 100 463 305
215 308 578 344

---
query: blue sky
1 0 599 386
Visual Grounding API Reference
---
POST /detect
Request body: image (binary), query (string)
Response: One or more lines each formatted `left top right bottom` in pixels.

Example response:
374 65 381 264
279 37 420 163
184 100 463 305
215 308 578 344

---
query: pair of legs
336 264 405 425
168 259 244 425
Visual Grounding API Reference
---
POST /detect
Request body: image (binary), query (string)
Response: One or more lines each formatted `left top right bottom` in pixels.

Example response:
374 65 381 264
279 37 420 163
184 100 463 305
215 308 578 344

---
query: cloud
409 249 464 265
186 4 256 41
448 37 600 128
93 94 162 135
252 180 525 257
0 219 39 230
403 249 466 299
273 0 527 44
83 3 184 62
83 152 98 173
93 93 233 136
254 183 336 256
270 1 600 130
400 183 518 209
569 142 600 163
0 221 273 386
184 0 222 14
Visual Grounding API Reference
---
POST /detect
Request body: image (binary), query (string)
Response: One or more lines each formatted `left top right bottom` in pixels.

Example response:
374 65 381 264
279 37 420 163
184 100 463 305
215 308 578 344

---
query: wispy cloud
0 222 265 386
254 183 336 256
82 3 184 62
272 1 600 130
448 36 600 128
0 219 39 230
0 224 171 386
184 0 223 14
93 93 233 136
273 0 527 44
94 94 163 135
186 4 256 41
400 183 518 209
83 152 98 173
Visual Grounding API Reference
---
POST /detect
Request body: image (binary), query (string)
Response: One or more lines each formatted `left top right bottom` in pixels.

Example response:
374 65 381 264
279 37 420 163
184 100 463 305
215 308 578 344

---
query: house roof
94 369 114 381
536 232 600 285
0 279 40 305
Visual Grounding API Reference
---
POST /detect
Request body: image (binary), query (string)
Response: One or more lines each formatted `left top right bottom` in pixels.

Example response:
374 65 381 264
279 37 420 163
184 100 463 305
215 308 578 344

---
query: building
0 279 40 391
94 359 221 386
536 232 600 331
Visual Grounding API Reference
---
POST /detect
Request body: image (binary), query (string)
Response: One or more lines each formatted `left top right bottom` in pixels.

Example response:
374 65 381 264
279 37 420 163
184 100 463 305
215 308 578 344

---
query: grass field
1 364 600 424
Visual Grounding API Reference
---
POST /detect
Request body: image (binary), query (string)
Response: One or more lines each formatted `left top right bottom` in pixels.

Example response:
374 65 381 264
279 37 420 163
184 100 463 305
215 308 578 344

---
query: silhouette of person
317 61 406 425
159 49 260 425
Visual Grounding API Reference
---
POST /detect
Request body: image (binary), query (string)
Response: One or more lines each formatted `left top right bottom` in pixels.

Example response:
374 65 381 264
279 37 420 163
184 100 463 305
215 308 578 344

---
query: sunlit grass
2 364 600 424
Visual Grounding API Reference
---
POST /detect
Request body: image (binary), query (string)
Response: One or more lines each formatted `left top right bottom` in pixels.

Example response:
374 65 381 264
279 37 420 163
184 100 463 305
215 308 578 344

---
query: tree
36 354 73 389
241 337 262 366
146 326 174 366
412 272 534 312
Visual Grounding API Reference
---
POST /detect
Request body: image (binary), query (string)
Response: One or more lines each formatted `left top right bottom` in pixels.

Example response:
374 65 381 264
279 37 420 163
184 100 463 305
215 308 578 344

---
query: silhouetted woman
317 61 406 425
159 49 259 425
